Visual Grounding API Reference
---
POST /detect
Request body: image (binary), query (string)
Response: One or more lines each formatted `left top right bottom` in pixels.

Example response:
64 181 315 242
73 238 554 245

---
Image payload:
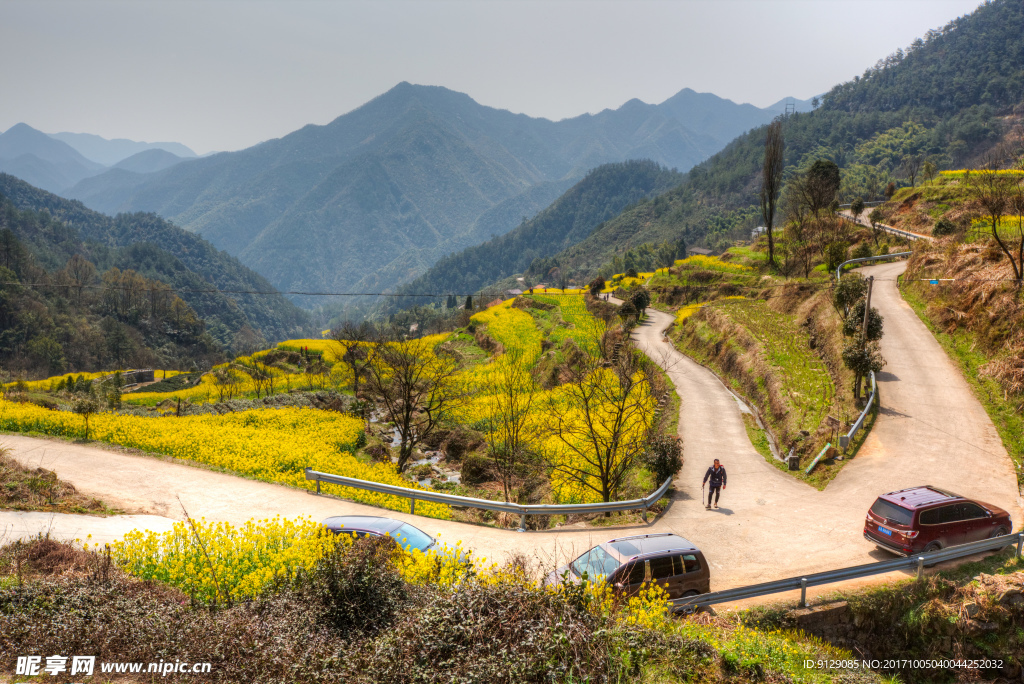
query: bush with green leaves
833 274 868 316
643 434 683 484
842 301 884 341
296 536 408 638
933 217 958 236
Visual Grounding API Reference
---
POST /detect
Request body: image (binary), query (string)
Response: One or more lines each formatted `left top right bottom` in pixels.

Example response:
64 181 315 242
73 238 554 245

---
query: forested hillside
0 174 309 355
384 161 682 310
1 200 224 375
523 0 1024 282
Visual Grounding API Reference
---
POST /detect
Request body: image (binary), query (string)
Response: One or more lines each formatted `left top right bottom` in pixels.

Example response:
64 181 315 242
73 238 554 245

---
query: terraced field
722 300 834 436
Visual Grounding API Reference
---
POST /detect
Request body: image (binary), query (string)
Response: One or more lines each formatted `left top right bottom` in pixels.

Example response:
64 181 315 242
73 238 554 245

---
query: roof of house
688 247 713 256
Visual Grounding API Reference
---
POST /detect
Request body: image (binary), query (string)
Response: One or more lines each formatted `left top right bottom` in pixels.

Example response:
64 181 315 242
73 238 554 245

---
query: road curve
833 261 1021 520
2 272 1019 589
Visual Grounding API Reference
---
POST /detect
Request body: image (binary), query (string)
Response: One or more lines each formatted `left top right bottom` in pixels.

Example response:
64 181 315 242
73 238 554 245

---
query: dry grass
906 241 1024 391
0 446 119 515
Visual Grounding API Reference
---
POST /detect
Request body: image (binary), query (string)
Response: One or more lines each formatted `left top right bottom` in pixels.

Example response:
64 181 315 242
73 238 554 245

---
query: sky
1 0 986 155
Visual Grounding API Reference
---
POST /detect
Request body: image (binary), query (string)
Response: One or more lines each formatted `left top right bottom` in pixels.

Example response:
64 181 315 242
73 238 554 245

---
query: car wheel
923 541 942 568
989 527 1011 551
676 589 701 615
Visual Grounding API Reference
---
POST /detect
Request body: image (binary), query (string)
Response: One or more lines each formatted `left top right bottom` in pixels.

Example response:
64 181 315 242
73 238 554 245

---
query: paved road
2 268 1019 590
834 261 1021 518
838 209 932 242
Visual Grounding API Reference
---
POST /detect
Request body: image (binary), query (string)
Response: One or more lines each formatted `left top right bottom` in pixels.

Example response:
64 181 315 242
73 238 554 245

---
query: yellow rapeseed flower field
109 514 670 628
0 400 449 518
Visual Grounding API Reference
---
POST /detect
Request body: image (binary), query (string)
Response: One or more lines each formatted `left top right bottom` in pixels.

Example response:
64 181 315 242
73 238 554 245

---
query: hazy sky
1 0 984 155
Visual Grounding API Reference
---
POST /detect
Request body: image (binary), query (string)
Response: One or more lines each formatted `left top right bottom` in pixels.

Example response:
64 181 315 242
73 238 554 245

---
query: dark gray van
546 532 711 599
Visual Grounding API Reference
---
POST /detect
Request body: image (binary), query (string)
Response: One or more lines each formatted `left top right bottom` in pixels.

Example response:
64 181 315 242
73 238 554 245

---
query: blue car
321 515 439 554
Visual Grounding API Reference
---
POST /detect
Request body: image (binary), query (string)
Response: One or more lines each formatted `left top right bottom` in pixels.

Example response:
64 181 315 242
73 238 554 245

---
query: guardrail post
799 578 807 607
641 505 649 523
410 498 415 515
518 512 527 532
1017 532 1023 557
916 556 925 580
316 479 320 495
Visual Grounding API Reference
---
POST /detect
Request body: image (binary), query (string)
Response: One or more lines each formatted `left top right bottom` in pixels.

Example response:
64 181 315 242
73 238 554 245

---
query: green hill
0 174 309 352
382 161 682 311
523 0 1024 282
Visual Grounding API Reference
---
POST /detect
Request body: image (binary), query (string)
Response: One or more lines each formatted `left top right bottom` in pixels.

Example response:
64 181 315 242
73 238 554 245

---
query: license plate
878 526 893 536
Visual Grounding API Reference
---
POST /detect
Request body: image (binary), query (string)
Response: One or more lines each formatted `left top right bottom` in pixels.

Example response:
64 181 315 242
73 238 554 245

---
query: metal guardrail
839 211 932 243
671 532 1024 612
837 201 885 209
835 252 913 281
304 467 673 532
839 371 876 449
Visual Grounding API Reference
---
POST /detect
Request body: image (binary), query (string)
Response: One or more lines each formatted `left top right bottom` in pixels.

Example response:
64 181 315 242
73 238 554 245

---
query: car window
649 555 676 580
571 545 620 582
618 562 646 585
681 554 701 574
938 505 962 524
870 498 914 526
386 523 434 552
959 503 987 520
919 508 939 525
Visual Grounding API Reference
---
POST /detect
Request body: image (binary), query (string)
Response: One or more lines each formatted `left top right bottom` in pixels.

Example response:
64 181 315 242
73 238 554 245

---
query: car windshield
386 523 434 552
870 498 914 526
570 545 620 582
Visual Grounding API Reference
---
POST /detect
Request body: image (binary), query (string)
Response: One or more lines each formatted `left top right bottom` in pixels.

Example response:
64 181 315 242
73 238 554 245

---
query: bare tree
901 154 924 187
64 254 97 305
482 346 540 503
542 341 656 505
364 335 467 473
970 162 1022 285
331 321 373 396
234 358 274 398
212 367 239 401
759 120 785 268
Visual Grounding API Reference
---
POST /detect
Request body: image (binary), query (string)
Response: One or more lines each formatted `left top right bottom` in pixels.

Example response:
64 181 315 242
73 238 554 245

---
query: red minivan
864 486 1012 556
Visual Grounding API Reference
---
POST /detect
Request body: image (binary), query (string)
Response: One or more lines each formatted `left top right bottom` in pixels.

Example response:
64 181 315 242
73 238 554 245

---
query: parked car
321 515 439 554
864 485 1012 556
545 532 710 599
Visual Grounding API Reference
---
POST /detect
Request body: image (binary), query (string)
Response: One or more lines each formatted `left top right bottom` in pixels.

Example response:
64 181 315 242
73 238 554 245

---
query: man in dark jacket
702 459 727 509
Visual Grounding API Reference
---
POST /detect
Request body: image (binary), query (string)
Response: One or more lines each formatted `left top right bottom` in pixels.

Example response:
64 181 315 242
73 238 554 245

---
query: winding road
3 260 1020 591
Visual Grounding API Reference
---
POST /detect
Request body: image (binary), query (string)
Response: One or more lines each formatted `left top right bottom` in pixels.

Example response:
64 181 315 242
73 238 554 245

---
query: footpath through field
1 266 1019 591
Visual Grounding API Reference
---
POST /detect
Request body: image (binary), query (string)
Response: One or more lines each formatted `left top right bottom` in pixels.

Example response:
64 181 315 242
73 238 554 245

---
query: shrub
298 536 408 638
833 273 867 315
851 242 872 260
825 242 849 273
842 301 884 341
642 434 683 484
933 217 958 236
460 452 493 485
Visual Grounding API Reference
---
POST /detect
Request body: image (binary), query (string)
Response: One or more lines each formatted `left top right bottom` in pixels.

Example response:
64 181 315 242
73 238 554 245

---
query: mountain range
0 124 196 195
5 85 803 308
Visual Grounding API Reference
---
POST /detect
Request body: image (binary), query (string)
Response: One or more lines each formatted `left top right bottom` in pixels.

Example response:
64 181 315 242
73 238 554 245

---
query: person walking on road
703 459 727 509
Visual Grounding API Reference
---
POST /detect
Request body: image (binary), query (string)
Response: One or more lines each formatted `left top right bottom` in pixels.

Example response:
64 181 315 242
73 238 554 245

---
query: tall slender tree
759 120 784 268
